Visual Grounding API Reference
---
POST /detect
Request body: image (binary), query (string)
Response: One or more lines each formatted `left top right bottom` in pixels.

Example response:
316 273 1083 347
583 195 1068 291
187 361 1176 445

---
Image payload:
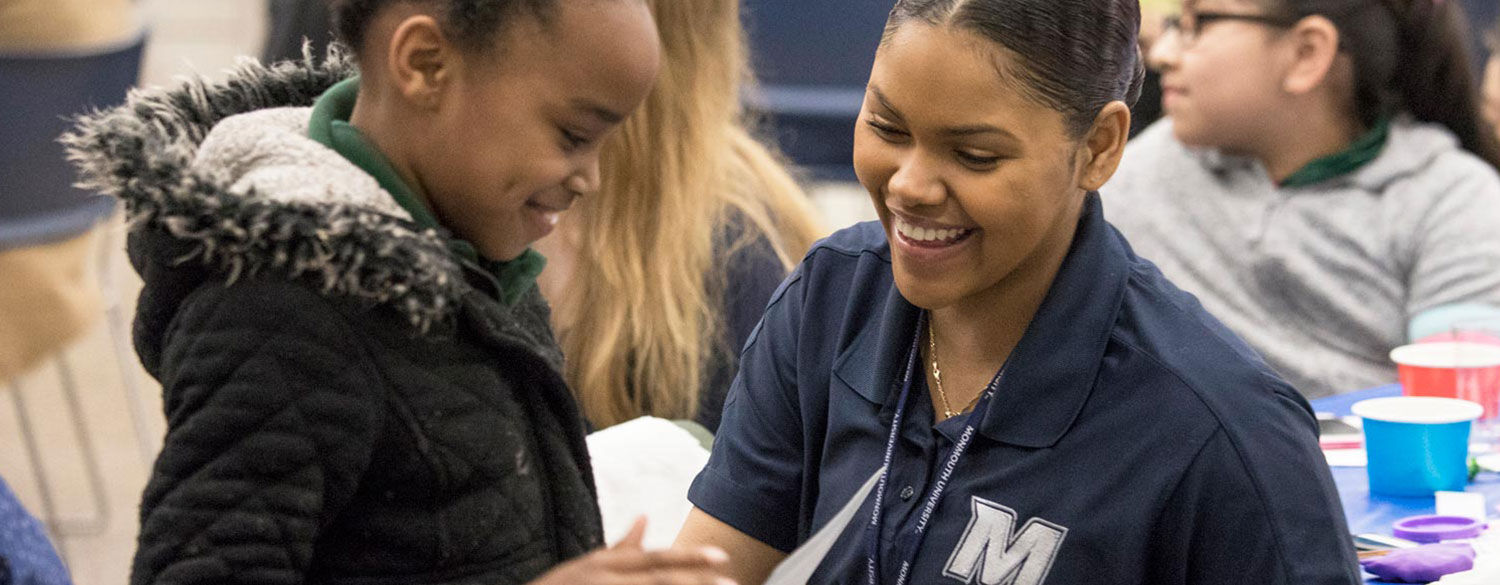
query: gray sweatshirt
1104 118 1500 398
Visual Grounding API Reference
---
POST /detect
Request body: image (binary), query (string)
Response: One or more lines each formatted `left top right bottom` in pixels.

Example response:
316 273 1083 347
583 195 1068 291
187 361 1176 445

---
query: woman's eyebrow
871 85 1018 142
869 86 906 122
940 124 1019 141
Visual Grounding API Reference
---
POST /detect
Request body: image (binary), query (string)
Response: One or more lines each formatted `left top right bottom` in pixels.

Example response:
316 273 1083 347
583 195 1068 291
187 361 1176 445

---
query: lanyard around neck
866 311 1005 585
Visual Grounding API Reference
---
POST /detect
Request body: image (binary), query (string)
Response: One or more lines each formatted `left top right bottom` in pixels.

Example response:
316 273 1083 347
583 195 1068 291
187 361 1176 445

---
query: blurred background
2 1 1498 584
2 3 262 585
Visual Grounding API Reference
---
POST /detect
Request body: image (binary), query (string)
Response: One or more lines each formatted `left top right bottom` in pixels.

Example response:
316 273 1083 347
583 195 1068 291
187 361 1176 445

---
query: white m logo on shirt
942 497 1068 585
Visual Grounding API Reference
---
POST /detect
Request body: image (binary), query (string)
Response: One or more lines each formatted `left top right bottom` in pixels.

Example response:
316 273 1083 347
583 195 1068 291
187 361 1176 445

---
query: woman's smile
888 209 979 263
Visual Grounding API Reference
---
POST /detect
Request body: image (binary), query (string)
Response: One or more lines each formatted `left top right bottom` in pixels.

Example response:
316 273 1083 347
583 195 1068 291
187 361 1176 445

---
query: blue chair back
1462 0 1496 68
0 33 146 250
743 1 890 181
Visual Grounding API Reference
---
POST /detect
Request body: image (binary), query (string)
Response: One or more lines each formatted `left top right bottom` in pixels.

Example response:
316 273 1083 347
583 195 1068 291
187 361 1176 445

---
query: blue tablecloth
1312 385 1500 583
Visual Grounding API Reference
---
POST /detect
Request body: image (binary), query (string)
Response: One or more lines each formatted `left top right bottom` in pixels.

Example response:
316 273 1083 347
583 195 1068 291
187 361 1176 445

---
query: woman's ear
1076 101 1131 192
386 15 454 109
1281 15 1341 96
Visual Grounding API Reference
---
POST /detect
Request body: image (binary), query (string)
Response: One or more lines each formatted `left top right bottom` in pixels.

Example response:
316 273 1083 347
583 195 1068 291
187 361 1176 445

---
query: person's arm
676 509 787 585
1146 393 1360 584
133 280 384 585
532 517 734 585
1403 161 1500 321
678 261 815 585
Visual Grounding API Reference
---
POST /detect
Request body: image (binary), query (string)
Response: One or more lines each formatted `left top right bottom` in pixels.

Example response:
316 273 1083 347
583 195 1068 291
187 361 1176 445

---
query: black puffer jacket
65 55 602 585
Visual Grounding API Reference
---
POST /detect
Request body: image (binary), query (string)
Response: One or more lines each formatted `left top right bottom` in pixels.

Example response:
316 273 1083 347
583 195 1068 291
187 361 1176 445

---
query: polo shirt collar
832 192 1129 448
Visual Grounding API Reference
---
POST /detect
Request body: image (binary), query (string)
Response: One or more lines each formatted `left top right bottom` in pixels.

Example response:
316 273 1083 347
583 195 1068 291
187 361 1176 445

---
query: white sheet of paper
1322 448 1367 467
1436 491 1489 521
763 466 886 585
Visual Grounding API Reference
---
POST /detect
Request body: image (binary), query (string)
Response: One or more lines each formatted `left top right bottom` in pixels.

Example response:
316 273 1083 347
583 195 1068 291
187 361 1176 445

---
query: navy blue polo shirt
687 193 1361 584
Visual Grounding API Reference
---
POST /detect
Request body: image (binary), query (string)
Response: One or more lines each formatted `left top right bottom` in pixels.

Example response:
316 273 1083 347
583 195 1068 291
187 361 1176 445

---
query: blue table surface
1311 385 1500 583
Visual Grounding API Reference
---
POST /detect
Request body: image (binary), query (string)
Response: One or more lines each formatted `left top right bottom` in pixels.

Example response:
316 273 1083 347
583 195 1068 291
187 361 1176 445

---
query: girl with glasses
1107 0 1500 398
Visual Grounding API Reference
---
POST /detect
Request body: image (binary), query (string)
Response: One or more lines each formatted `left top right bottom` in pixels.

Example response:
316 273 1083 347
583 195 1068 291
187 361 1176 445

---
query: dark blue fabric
1462 0 1496 67
697 224 792 433
0 476 70 585
740 1 888 181
688 194 1361 584
0 35 141 249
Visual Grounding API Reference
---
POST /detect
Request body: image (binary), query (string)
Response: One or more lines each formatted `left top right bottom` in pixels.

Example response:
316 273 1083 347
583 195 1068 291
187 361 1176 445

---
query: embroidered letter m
942 497 1068 585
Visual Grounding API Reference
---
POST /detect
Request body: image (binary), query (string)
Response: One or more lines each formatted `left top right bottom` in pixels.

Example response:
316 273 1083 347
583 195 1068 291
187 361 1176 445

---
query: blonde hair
553 0 823 429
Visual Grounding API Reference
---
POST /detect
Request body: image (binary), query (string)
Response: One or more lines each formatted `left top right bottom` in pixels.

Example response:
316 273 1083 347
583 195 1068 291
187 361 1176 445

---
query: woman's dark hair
331 0 555 58
884 0 1145 139
1258 0 1500 168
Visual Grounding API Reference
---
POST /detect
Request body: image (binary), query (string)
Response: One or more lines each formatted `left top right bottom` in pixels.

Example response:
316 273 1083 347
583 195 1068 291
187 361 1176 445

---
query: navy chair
0 35 145 249
742 1 890 182
1462 0 1496 69
0 30 149 554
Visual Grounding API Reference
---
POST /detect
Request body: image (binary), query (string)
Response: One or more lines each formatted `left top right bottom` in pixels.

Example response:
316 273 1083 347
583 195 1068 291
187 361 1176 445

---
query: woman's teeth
895 217 971 243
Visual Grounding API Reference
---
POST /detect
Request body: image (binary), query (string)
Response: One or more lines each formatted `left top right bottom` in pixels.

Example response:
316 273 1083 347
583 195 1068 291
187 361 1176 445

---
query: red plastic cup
1390 342 1500 414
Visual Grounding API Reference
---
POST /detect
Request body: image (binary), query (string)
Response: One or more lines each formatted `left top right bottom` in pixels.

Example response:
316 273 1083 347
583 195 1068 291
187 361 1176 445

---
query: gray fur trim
62 47 465 332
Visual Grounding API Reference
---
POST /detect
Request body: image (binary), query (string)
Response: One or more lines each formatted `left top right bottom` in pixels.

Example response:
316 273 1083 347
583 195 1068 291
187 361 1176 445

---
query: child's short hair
331 0 556 57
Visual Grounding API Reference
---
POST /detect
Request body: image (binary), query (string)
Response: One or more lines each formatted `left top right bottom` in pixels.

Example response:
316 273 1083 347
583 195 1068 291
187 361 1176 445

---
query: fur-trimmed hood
63 52 466 333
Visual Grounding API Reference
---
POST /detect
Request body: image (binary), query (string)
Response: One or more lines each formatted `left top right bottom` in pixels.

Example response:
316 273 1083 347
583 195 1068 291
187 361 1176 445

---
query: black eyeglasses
1163 11 1298 46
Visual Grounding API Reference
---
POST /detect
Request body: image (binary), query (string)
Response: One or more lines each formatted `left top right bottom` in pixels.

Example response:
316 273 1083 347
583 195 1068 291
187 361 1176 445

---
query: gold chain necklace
928 315 984 420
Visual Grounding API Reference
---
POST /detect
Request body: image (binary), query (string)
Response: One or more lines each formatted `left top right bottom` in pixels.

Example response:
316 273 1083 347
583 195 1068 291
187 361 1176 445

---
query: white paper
1436 491 1489 522
1475 452 1500 473
1433 524 1500 584
586 417 711 549
1322 448 1368 467
764 466 886 585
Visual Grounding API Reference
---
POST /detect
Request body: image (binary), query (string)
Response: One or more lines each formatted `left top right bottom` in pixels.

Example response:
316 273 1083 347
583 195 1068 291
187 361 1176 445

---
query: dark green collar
308 77 442 230
1280 118 1390 188
308 77 545 305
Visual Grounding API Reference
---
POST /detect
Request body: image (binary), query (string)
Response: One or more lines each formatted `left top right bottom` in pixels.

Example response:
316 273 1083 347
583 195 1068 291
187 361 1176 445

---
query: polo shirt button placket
899 485 916 501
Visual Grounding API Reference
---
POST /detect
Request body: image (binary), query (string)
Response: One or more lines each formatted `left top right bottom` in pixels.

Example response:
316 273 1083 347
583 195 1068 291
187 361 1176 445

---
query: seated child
1107 0 1500 397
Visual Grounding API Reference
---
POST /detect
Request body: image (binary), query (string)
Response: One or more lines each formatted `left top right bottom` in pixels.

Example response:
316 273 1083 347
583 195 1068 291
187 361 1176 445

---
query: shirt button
899 485 916 501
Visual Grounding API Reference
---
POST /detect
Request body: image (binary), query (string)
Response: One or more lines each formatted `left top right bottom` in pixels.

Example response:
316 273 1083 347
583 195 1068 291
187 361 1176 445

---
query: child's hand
529 517 736 585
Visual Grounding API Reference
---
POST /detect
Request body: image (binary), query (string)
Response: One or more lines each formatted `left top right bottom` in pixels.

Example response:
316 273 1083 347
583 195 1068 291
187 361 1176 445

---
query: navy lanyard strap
866 312 1006 585
865 312 924 585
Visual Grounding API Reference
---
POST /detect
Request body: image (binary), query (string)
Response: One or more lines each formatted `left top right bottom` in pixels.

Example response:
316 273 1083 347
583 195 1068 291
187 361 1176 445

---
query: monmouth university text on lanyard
866 311 1005 585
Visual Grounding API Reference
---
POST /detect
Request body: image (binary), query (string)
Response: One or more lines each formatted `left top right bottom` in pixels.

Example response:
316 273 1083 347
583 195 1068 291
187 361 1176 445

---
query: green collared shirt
1280 118 1391 188
308 77 545 305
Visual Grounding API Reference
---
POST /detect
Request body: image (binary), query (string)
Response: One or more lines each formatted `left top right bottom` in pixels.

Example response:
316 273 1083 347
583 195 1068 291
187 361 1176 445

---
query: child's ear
386 15 452 109
1281 15 1340 96
1076 101 1131 192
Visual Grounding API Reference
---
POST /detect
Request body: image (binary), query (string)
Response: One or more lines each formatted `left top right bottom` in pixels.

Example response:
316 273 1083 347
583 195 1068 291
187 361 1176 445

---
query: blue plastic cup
1352 397 1484 497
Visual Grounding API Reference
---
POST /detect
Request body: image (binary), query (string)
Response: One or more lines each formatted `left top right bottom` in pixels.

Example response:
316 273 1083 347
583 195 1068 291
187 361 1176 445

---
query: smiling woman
673 1 1359 584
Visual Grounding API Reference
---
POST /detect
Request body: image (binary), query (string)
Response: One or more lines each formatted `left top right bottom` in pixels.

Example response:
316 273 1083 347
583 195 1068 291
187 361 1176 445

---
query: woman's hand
529 517 736 585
